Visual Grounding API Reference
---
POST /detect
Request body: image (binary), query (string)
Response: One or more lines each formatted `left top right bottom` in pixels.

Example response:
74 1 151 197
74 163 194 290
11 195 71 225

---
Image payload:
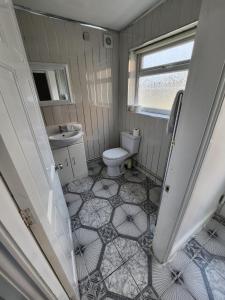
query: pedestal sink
49 131 84 148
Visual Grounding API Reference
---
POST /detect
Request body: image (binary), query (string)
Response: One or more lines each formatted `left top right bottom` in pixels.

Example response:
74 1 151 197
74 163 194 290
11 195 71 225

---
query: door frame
163 65 225 259
0 174 69 300
153 0 225 262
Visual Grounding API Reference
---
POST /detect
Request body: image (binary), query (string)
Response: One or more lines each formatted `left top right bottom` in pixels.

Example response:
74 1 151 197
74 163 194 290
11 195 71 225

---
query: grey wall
16 10 119 161
119 0 202 180
17 0 202 175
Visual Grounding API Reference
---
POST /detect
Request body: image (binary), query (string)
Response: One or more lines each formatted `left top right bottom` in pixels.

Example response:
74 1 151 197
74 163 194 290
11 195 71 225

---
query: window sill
128 110 169 120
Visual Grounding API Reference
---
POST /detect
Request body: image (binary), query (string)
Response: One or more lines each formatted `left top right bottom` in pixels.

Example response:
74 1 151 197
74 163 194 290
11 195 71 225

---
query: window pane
141 40 194 69
138 70 188 113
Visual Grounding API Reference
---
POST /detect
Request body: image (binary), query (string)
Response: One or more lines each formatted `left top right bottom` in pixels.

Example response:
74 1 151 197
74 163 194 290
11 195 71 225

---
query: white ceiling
13 0 162 31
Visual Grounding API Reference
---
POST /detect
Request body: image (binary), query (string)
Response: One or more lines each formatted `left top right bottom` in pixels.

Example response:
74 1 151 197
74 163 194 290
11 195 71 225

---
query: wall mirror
30 63 73 106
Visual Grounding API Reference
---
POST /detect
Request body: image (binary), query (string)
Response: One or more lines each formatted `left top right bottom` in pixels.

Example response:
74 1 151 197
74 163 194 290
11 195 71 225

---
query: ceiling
13 0 162 31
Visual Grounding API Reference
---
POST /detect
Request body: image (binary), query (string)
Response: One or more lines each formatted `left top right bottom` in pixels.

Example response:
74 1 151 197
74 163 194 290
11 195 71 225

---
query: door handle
55 163 63 171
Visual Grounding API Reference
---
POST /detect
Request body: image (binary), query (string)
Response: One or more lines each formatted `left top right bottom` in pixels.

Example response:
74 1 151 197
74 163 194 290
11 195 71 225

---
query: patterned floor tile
124 169 146 183
88 162 103 176
68 177 93 193
125 248 148 291
161 283 195 300
66 193 83 217
141 200 157 215
79 270 106 300
93 179 119 198
79 198 112 228
152 257 174 297
67 163 225 300
206 218 225 246
112 204 147 238
100 241 123 279
113 237 141 262
98 223 118 244
71 214 81 231
170 252 209 300
108 195 123 208
138 232 154 255
104 264 140 299
205 261 225 299
73 229 102 280
137 286 158 300
119 183 147 204
149 186 162 207
184 239 212 269
80 191 95 202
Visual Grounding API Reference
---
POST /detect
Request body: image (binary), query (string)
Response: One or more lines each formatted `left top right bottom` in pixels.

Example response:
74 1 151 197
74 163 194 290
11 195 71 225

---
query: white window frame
128 24 197 118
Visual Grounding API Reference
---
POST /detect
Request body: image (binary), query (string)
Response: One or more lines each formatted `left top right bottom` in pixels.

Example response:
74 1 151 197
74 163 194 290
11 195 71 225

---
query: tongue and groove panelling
16 10 119 161
119 0 202 180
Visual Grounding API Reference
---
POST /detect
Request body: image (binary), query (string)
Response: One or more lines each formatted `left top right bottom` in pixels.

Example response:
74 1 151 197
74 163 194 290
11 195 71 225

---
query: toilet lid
103 148 128 160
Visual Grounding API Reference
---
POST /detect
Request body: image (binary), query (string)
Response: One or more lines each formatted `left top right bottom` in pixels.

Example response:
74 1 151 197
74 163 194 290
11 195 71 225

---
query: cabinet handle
72 157 76 165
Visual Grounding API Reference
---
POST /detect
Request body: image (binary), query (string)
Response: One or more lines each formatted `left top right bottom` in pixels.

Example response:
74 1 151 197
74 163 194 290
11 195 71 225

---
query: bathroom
1 0 225 299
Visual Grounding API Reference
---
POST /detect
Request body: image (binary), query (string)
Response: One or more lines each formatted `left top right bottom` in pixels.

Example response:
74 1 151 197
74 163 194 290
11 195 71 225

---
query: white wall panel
119 0 202 180
16 10 119 161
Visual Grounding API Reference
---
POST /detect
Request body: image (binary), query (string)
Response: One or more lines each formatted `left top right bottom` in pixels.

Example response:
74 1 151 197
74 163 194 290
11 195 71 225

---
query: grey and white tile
138 232 154 255
205 260 225 299
149 186 162 207
100 241 123 279
67 177 93 193
65 193 82 216
125 248 148 291
113 204 147 238
93 179 119 198
161 284 195 300
119 183 147 204
98 223 118 244
113 237 141 262
88 162 103 176
124 169 146 183
108 195 124 208
104 264 140 299
152 257 174 297
67 162 225 300
79 198 112 228
79 270 106 300
73 229 102 280
137 286 158 300
141 200 157 215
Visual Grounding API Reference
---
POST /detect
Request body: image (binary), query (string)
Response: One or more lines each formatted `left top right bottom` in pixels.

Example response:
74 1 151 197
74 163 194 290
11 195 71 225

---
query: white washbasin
49 131 84 148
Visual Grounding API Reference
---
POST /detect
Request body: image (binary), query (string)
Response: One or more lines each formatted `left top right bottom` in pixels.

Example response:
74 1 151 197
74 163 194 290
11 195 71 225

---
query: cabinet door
53 148 73 185
68 143 88 179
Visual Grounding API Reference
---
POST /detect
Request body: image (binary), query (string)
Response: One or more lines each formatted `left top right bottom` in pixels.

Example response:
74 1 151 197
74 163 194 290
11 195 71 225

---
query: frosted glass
141 40 194 69
138 70 188 112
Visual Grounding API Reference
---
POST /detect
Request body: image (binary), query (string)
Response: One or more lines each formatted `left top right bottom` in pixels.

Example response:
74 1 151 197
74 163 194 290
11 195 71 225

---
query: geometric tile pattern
66 160 225 299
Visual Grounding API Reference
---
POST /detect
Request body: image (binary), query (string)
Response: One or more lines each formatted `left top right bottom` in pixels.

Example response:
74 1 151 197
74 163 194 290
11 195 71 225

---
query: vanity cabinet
53 139 88 185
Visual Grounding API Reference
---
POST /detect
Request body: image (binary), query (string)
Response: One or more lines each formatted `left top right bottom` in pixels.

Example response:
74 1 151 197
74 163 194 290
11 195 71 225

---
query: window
128 30 195 117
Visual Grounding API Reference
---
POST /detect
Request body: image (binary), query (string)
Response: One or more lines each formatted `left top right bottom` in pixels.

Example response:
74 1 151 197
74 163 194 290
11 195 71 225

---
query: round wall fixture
103 34 113 48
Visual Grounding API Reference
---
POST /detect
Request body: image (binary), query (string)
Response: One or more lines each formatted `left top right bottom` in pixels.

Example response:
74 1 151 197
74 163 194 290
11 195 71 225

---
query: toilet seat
103 147 128 160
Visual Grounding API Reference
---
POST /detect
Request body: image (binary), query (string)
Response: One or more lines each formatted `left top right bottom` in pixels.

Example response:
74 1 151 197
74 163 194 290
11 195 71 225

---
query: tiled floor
64 161 225 299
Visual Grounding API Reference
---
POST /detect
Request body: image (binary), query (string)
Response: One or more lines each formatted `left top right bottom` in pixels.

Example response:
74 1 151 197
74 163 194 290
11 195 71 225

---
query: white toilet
103 131 141 177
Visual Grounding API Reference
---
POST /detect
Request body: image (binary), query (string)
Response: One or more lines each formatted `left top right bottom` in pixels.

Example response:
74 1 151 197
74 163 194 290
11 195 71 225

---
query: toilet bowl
103 131 141 177
103 147 129 177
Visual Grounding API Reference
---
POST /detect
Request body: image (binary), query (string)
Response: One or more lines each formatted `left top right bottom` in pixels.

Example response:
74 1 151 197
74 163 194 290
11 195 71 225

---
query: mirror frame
30 62 74 106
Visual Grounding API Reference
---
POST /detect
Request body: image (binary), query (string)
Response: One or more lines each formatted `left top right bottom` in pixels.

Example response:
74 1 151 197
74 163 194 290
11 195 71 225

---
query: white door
68 143 88 179
53 148 74 185
0 1 79 299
